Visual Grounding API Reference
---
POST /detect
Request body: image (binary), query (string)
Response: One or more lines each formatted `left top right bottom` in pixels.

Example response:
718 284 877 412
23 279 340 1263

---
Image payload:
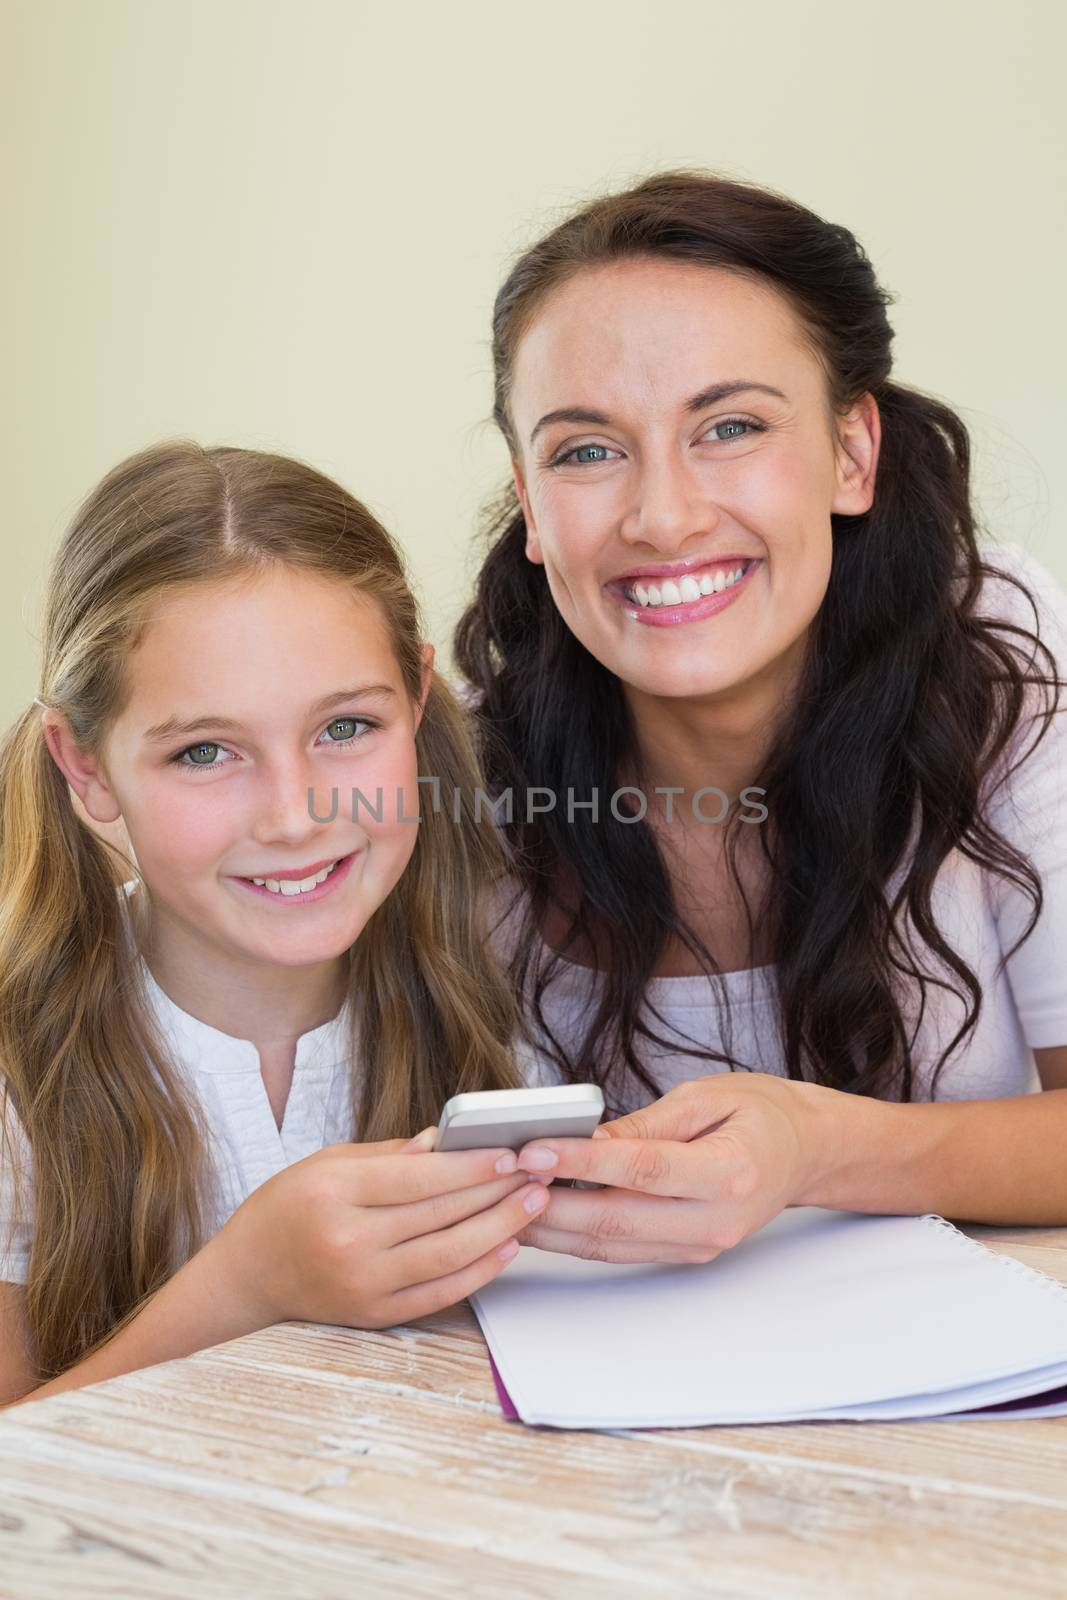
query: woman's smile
608 557 763 628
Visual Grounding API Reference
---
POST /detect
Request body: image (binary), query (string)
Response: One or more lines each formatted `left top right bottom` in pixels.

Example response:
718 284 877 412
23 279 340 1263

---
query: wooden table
2 1225 1067 1599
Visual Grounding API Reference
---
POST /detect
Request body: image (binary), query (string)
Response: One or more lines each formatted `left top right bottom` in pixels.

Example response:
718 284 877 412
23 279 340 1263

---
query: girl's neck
134 904 350 1052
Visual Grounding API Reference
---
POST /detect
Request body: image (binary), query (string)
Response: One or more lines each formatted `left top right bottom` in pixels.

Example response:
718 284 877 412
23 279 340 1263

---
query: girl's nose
252 757 337 842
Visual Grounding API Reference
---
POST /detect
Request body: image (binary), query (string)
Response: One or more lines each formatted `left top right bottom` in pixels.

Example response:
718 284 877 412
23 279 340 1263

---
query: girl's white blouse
0 950 358 1285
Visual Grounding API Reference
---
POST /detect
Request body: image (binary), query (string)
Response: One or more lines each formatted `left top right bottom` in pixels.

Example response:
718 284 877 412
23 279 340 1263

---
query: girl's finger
339 1137 414 1160
386 1235 525 1326
389 1181 549 1288
519 1222 722 1266
340 1146 520 1206
402 1126 437 1152
382 1171 529 1245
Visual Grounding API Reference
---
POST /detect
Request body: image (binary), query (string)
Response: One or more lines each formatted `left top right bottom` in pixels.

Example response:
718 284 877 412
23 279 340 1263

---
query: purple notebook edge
488 1351 519 1420
484 1348 1067 1426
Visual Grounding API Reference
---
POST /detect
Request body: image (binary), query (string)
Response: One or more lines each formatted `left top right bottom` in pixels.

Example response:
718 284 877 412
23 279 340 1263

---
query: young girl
0 440 548 1406
457 169 1067 1261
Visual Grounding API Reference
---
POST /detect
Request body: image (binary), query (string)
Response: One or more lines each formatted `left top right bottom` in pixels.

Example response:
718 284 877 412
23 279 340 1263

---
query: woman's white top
0 948 358 1285
500 543 1067 1108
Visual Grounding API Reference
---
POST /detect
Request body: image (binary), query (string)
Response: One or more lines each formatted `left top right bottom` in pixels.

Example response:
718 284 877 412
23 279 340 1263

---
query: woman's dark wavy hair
454 168 1064 1113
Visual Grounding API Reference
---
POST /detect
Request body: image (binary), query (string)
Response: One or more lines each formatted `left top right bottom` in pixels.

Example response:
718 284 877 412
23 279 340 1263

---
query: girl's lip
608 559 762 628
230 849 361 904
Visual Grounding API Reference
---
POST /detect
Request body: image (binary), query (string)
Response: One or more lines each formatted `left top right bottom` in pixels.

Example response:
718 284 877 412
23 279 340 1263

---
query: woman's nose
619 453 719 551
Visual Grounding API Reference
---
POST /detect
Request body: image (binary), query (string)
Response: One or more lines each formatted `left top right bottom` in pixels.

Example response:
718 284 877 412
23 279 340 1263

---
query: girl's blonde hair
0 441 520 1382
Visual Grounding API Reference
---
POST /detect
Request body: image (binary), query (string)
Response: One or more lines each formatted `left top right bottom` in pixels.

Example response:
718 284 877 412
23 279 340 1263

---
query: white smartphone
435 1083 605 1153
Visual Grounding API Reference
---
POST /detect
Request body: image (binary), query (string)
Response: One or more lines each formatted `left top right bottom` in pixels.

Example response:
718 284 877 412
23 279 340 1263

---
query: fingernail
498 1239 519 1261
591 1128 610 1140
523 1184 549 1213
403 1127 436 1152
520 1146 558 1171
495 1151 518 1174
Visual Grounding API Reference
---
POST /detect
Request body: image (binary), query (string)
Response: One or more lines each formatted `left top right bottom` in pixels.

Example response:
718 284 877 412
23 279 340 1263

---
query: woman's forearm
798 1083 1067 1225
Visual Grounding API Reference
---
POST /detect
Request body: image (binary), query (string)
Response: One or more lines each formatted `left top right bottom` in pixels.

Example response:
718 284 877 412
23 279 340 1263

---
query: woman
455 169 1067 1264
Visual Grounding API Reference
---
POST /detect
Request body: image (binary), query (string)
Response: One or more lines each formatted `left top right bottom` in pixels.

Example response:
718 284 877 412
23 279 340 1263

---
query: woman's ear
830 392 881 517
414 642 435 732
511 458 543 565
39 711 123 825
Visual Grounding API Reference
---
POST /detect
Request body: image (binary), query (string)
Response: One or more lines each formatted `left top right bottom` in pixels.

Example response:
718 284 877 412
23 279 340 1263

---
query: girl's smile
230 846 364 903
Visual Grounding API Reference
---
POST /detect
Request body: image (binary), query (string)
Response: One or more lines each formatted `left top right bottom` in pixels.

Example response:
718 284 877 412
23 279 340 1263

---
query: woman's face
507 258 879 706
71 567 431 978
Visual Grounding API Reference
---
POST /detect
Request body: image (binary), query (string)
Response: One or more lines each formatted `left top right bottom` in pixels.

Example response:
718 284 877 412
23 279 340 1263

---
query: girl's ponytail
0 700 210 1379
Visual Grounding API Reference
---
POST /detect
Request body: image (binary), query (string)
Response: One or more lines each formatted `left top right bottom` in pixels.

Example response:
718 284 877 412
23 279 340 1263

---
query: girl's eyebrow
141 685 398 742
528 380 788 446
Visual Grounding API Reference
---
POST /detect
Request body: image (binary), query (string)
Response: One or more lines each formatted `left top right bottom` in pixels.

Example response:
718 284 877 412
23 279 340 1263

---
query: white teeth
252 860 338 895
628 562 751 608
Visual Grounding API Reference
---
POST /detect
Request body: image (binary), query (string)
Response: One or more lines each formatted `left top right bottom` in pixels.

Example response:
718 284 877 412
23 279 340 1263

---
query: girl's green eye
186 743 219 766
169 715 376 772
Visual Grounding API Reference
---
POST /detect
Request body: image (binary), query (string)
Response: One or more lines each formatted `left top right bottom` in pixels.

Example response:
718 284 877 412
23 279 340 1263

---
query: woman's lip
608 559 762 627
230 849 361 903
613 555 757 583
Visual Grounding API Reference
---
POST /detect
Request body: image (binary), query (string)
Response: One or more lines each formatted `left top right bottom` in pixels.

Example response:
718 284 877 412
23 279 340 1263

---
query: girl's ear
40 711 123 825
414 642 435 732
512 457 543 566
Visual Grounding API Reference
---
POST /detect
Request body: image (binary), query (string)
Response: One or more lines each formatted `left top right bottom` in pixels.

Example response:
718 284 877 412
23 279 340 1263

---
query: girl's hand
213 1134 549 1329
514 1074 839 1264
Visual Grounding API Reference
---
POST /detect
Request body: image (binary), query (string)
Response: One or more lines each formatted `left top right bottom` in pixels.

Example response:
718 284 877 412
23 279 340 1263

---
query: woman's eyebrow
141 685 398 742
529 380 788 445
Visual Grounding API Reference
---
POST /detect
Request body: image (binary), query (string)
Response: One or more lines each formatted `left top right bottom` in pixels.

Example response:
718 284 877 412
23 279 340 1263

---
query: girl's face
507 258 879 706
88 567 430 976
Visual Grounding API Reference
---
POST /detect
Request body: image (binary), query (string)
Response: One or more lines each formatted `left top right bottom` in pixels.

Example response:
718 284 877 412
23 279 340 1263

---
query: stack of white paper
470 1207 1067 1427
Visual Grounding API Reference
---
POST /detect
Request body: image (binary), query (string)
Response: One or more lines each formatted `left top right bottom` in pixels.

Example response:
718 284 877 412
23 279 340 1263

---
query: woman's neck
621 660 797 818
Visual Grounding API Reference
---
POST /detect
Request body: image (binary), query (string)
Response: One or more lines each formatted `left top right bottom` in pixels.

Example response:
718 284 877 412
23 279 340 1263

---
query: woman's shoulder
972 543 1067 883
973 541 1067 662
447 673 485 714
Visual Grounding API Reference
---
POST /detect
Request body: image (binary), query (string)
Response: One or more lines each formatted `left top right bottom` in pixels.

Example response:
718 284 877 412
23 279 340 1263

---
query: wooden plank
3 1374 1067 1599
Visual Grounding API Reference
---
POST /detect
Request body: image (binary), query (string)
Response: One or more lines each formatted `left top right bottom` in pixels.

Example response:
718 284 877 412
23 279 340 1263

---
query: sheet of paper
471 1207 1067 1428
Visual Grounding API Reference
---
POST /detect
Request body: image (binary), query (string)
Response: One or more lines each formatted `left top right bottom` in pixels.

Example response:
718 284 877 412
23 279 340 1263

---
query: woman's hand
515 1074 841 1264
213 1133 549 1329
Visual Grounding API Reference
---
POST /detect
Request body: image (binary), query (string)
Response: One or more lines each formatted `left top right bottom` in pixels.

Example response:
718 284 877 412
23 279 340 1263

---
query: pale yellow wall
3 0 1065 747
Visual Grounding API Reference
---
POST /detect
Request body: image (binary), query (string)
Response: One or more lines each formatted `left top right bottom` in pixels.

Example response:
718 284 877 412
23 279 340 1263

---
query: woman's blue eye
550 417 764 469
169 716 376 772
550 443 619 468
709 418 761 441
